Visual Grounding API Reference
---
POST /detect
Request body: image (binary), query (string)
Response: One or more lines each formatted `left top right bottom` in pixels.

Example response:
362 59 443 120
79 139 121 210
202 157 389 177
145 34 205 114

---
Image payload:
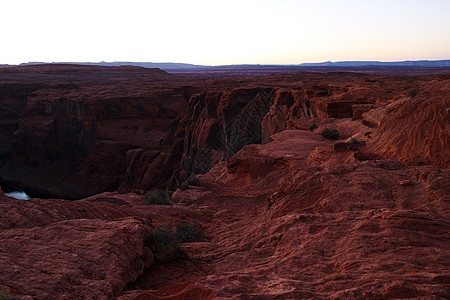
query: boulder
366 80 450 167
0 195 153 299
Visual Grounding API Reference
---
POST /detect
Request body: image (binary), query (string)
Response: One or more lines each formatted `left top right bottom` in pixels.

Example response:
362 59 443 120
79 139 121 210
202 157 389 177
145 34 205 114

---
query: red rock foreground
1 130 449 299
182 130 449 299
0 195 152 299
0 192 212 299
0 67 449 299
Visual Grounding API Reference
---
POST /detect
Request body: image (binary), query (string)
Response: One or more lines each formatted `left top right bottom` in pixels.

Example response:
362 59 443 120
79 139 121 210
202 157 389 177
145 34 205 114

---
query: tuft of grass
0 294 17 300
176 198 194 204
147 221 205 262
349 137 359 144
405 87 421 98
308 123 318 131
321 128 339 140
143 190 172 205
147 227 186 262
175 221 205 243
180 174 201 191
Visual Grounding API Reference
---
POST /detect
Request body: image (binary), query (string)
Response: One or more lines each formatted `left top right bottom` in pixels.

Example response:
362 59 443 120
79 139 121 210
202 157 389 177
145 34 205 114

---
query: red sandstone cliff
159 71 425 189
0 66 438 197
0 65 191 198
365 79 450 166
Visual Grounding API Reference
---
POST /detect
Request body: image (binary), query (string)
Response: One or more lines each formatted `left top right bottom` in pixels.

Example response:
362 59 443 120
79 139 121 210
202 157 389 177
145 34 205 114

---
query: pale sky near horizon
1 0 449 65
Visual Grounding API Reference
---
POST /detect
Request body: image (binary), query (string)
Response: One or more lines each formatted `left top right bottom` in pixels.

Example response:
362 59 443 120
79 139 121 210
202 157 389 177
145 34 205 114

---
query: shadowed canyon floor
0 65 449 299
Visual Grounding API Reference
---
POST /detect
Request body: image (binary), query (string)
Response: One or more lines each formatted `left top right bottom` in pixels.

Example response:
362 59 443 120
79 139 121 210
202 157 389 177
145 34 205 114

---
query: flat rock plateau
0 64 449 299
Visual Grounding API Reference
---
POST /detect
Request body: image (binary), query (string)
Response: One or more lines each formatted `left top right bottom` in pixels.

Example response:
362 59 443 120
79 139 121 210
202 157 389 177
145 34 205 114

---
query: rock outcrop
0 194 153 299
366 80 450 166
158 72 426 189
0 65 191 198
185 128 450 299
0 83 45 159
175 88 274 175
261 89 328 142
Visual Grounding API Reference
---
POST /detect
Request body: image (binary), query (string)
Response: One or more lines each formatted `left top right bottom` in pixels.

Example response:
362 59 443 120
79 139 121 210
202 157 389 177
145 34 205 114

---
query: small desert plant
176 198 194 204
143 189 172 205
180 174 201 191
0 294 17 300
147 227 186 262
308 123 318 131
406 87 421 98
180 183 188 191
175 221 205 243
321 128 339 140
349 137 358 144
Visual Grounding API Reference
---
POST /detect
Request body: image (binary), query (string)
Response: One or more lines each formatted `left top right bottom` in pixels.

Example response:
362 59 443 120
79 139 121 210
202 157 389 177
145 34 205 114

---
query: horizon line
1 58 449 67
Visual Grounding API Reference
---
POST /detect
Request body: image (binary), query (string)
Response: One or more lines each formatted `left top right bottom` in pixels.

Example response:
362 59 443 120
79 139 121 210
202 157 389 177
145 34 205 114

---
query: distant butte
0 64 449 299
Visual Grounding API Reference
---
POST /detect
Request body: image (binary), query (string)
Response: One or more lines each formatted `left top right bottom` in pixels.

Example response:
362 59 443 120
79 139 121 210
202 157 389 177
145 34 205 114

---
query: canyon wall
0 83 45 159
0 66 191 199
144 72 422 191
0 65 445 199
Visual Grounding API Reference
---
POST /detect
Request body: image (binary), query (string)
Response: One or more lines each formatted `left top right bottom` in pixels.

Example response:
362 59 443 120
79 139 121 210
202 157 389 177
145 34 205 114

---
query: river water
4 191 31 200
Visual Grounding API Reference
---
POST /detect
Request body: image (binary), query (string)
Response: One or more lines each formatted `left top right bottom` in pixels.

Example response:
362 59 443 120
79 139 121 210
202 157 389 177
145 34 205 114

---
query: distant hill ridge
299 60 450 67
1 59 449 71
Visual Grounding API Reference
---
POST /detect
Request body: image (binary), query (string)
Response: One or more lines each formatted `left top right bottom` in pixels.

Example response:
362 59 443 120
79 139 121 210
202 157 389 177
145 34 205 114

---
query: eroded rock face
0 195 153 300
0 218 153 300
366 80 450 167
0 83 45 158
160 72 419 187
0 65 442 197
176 88 274 175
189 127 450 299
261 89 328 142
0 65 190 199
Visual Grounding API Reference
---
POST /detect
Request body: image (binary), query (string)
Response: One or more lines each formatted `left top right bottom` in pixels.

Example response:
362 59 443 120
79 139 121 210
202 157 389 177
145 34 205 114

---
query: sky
1 0 449 65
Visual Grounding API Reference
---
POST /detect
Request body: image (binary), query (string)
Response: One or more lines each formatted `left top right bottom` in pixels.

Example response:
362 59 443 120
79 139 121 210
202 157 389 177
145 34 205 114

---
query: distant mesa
298 59 450 67
1 59 448 71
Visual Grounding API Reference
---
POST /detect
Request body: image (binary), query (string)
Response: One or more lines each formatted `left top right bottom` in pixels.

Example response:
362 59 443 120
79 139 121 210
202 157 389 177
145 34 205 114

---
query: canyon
0 64 448 299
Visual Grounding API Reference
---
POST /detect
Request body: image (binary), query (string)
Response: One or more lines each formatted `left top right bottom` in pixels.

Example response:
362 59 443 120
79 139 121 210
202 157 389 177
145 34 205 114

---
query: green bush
406 87 421 98
175 221 205 243
180 174 201 191
143 190 172 205
0 294 17 300
147 222 205 262
175 198 194 204
308 123 318 131
180 183 188 191
147 227 185 262
321 128 339 140
349 137 358 144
